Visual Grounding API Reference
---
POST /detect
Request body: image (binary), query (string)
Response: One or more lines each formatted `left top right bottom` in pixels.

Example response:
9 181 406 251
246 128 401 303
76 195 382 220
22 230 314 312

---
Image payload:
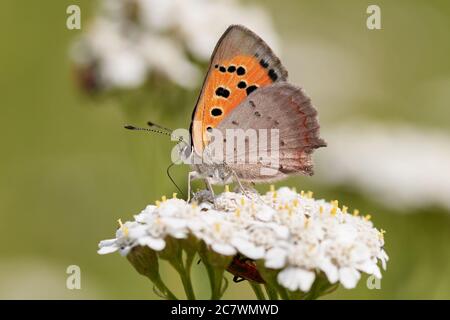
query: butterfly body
184 25 326 192
190 153 234 185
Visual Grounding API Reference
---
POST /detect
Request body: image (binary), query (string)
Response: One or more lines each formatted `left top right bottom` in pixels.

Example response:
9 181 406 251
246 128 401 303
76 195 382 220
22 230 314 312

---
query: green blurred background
1 0 449 299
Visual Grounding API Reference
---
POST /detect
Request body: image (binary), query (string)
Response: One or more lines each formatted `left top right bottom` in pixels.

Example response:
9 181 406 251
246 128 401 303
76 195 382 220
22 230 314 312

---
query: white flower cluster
99 187 388 292
71 0 279 90
318 121 450 211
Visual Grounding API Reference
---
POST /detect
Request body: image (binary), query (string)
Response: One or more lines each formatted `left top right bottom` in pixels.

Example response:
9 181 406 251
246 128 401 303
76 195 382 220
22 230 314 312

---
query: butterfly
179 25 326 199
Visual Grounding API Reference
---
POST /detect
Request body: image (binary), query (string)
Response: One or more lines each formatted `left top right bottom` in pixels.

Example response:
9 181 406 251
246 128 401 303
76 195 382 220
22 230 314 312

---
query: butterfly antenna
124 124 171 136
167 162 185 198
147 121 173 134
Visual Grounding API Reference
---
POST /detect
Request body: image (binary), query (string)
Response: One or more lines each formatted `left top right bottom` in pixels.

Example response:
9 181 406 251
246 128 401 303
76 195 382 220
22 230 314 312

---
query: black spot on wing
227 65 236 73
215 87 230 98
219 66 226 72
211 108 223 117
237 81 247 89
246 85 258 96
259 59 269 68
268 69 278 81
236 66 246 76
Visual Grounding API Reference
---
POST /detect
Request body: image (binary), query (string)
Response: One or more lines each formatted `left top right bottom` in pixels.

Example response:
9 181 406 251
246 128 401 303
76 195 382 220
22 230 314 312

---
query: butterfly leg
187 171 200 203
230 169 251 198
204 178 218 208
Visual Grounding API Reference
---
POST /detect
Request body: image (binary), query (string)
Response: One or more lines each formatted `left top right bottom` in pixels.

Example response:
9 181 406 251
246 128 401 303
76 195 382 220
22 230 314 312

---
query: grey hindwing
215 82 326 181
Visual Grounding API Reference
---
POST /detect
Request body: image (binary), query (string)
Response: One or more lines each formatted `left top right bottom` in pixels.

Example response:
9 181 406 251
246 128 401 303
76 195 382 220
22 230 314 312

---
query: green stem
183 252 197 300
276 286 290 300
170 259 196 300
202 260 226 300
203 260 217 299
151 275 178 300
264 283 278 300
211 267 226 299
250 282 266 300
289 290 307 300
197 242 232 300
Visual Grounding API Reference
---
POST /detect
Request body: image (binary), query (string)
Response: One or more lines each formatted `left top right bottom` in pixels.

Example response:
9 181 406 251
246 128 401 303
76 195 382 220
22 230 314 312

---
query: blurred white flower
71 0 279 91
99 187 387 292
318 121 450 211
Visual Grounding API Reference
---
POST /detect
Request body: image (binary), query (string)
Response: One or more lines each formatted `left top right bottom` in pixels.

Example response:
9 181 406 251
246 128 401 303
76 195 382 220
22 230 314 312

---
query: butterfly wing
215 82 326 182
190 25 288 155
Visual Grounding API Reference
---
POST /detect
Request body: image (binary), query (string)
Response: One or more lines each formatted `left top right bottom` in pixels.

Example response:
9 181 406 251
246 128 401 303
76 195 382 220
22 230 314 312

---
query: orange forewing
192 55 274 153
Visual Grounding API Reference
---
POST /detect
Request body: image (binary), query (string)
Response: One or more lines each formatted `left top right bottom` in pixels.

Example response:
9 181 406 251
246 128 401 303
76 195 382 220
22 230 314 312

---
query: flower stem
182 251 197 300
152 275 178 300
126 246 178 300
250 282 266 300
255 261 289 300
289 290 307 300
197 242 232 300
202 260 226 300
276 286 290 300
263 283 278 300
170 258 196 300
211 267 226 299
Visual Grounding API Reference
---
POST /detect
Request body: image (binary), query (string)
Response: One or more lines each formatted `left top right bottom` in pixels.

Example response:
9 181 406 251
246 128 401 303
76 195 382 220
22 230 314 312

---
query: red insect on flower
227 254 265 283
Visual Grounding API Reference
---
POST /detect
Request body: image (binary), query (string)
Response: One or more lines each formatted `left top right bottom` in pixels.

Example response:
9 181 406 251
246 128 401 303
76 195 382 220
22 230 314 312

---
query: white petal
134 213 149 223
256 206 275 221
358 261 381 279
265 247 287 269
334 224 358 244
380 250 389 270
233 240 265 260
128 224 147 239
98 239 117 247
97 245 118 255
211 243 236 256
276 187 297 199
278 267 316 292
339 267 361 289
320 260 339 284
139 236 166 251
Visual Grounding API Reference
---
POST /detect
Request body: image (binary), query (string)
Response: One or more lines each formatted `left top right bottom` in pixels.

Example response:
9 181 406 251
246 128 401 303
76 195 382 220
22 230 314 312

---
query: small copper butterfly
126 25 326 199
184 25 326 197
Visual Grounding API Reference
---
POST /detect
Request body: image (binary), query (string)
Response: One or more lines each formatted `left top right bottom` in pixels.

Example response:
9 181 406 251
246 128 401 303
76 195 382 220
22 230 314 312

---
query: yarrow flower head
99 187 388 299
71 0 279 92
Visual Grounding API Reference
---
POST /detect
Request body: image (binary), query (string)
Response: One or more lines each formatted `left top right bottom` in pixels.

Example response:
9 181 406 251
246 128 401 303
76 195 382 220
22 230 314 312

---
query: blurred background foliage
1 0 449 299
